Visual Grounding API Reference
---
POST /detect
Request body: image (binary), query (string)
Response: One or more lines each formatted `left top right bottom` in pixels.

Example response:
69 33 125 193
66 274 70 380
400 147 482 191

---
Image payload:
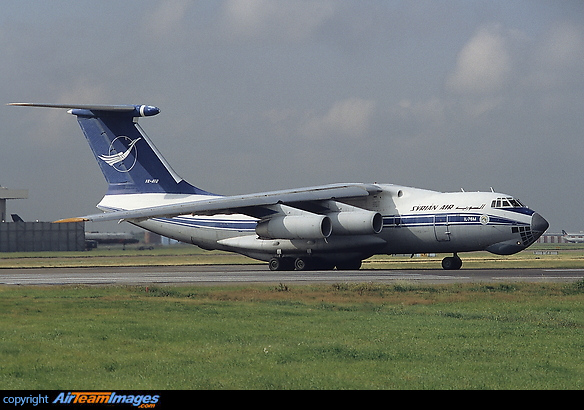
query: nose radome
531 213 549 233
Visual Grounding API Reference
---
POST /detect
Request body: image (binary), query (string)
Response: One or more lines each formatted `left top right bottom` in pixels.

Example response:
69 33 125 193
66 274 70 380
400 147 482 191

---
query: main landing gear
441 253 462 270
270 255 462 271
268 257 361 271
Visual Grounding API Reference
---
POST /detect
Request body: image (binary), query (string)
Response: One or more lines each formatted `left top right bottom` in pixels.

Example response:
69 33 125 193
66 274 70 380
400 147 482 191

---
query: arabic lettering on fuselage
410 204 486 212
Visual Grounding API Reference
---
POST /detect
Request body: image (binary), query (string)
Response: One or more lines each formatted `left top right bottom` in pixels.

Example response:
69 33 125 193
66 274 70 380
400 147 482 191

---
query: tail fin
10 103 214 196
562 230 568 235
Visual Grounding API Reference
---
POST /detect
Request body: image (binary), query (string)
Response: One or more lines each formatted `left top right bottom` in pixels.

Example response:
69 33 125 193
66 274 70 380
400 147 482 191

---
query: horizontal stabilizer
8 103 160 117
9 102 212 195
9 102 134 111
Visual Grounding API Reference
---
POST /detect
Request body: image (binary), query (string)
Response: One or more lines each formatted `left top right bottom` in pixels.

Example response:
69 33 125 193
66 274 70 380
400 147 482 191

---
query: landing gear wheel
441 255 462 270
269 258 281 271
294 257 308 271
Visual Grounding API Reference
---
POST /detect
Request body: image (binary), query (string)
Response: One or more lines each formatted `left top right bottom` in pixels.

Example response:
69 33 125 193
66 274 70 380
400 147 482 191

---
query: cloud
221 0 336 42
142 0 191 39
1 1 583 232
302 98 376 140
526 21 584 90
540 21 584 68
394 98 448 129
447 24 513 94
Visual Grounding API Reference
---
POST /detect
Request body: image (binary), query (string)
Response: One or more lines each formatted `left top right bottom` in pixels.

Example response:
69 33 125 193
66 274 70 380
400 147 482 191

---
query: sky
1 0 583 234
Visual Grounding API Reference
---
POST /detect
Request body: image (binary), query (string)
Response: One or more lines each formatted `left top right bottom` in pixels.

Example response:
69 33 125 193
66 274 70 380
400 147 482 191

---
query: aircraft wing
56 183 381 223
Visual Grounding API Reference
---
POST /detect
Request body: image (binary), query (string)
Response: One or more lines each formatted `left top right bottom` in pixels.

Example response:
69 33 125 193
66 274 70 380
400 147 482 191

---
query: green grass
1 282 583 389
0 245 255 268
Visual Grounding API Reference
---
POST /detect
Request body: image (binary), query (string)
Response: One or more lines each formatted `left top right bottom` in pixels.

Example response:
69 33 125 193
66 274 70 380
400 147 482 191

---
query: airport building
0 221 85 252
0 185 85 252
0 186 28 223
537 233 570 244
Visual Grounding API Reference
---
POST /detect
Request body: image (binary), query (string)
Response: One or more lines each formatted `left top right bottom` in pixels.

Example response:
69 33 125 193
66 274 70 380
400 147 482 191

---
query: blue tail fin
68 104 213 196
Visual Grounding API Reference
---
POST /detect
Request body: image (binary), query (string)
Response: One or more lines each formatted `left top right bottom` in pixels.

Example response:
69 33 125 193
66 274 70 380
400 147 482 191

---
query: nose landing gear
441 253 462 270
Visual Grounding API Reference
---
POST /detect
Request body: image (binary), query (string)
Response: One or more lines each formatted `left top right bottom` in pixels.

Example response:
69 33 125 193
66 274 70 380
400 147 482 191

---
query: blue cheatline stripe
382 213 528 228
152 213 527 232
126 209 531 233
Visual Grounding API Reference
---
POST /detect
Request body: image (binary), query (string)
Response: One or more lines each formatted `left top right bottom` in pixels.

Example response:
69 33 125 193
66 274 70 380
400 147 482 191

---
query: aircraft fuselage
98 183 547 269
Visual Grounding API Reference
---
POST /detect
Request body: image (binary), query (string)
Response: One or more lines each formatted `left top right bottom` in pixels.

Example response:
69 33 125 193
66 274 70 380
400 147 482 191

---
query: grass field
0 245 255 269
1 244 583 390
1 281 583 389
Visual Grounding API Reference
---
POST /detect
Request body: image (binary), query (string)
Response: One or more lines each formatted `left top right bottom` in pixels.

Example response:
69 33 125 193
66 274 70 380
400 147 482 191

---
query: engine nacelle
329 210 383 235
256 215 332 239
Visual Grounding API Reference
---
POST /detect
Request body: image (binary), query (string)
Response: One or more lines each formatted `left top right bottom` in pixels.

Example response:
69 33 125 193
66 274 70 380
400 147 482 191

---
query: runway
0 265 582 285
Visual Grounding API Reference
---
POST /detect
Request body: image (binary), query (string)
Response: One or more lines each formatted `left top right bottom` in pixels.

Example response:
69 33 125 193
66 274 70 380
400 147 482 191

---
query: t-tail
9 103 213 196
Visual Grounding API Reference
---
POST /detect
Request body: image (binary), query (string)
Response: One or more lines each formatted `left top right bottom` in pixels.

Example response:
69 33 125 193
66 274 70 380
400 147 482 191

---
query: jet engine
256 215 332 239
328 210 383 235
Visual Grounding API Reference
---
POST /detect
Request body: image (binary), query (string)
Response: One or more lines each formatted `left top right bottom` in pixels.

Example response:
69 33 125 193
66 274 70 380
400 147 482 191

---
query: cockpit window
509 198 523 207
491 197 525 208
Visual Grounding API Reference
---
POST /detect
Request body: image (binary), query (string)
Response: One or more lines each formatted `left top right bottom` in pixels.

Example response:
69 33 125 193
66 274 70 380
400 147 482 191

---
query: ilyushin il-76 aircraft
9 103 549 270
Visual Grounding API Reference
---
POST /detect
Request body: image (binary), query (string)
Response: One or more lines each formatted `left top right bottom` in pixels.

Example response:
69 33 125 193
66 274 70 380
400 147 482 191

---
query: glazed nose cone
531 213 549 234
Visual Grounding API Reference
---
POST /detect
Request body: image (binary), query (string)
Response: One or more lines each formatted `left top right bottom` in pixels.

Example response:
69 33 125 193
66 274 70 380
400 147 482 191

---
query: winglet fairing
9 102 548 270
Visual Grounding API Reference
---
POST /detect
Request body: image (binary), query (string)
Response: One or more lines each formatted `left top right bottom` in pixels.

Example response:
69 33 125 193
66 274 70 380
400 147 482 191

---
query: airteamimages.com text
2 392 162 408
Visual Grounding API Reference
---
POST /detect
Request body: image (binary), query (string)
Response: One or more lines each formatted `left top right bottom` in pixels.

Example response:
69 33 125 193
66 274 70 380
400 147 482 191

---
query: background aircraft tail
11 103 213 196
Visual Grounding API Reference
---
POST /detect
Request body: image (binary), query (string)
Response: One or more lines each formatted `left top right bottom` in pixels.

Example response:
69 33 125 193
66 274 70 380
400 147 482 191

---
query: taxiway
0 265 582 286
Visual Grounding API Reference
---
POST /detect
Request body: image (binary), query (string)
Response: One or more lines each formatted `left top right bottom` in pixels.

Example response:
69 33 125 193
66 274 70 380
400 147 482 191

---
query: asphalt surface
0 265 583 285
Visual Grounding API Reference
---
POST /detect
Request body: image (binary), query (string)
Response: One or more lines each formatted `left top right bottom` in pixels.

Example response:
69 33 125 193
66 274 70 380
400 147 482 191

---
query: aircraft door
434 214 451 242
